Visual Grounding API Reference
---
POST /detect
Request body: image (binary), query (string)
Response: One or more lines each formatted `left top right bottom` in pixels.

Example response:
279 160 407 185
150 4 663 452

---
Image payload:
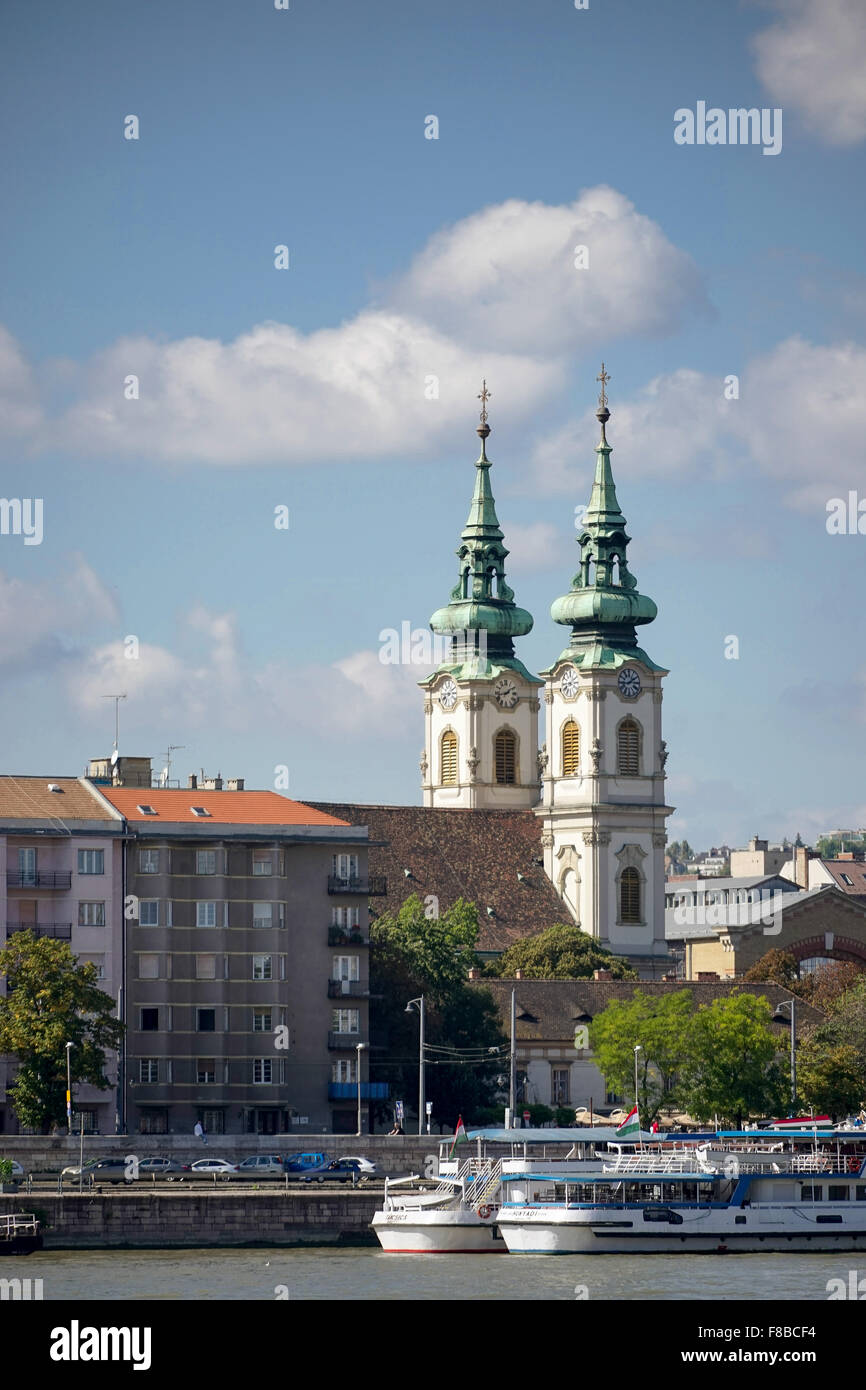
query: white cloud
391 186 708 355
753 0 866 146
0 326 43 439
499 520 569 573
0 556 118 671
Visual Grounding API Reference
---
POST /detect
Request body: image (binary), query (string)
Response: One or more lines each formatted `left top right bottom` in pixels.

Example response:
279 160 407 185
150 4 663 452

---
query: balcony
328 1032 363 1050
327 927 368 947
6 923 72 939
328 1082 389 1100
327 979 369 998
327 875 387 896
6 871 72 889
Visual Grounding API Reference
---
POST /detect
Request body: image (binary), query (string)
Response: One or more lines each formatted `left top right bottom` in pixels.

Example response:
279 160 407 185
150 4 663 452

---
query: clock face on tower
560 667 579 699
492 676 519 709
617 667 642 699
438 677 458 710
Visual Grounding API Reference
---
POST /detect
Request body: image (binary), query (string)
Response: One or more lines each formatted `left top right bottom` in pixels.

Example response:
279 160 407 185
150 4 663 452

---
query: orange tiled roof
93 786 349 827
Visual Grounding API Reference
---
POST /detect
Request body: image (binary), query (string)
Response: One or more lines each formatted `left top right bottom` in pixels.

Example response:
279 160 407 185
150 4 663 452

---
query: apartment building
91 768 381 1136
0 776 124 1135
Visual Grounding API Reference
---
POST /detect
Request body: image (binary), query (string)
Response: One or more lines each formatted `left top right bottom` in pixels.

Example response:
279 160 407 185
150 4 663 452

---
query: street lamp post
405 997 425 1136
355 1042 367 1137
65 1041 73 1136
773 999 797 1112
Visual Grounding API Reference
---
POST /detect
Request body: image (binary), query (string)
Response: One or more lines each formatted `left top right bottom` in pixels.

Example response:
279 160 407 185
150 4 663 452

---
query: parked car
300 1158 366 1184
283 1151 329 1175
138 1157 187 1180
62 1157 138 1185
0 1159 24 1179
336 1155 377 1179
235 1155 285 1178
61 1157 101 1178
184 1158 238 1180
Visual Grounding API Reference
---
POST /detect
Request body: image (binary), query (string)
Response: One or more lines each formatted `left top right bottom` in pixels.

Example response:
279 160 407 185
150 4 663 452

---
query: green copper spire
548 366 662 671
425 384 538 681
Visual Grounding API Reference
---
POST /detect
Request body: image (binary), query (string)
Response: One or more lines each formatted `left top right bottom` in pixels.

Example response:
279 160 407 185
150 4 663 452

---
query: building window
201 1109 225 1133
332 1059 357 1083
139 1058 159 1084
18 848 37 885
333 853 359 881
620 867 641 922
494 729 517 785
441 730 458 785
196 850 217 875
332 955 359 982
252 851 273 876
840 874 854 886
332 906 359 928
139 849 160 874
253 1058 273 1084
140 1008 159 1032
196 902 217 928
195 954 217 980
561 719 580 776
332 1008 359 1034
139 900 159 927
139 1110 167 1135
551 1067 570 1106
78 901 106 927
197 1058 216 1084
78 849 104 875
617 718 640 776
253 955 272 980
253 1010 272 1033
138 954 159 979
82 956 105 979
253 902 273 929
197 1008 216 1032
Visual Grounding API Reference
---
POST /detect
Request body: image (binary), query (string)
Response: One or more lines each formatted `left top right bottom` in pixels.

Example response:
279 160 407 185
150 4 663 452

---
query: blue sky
1 0 865 847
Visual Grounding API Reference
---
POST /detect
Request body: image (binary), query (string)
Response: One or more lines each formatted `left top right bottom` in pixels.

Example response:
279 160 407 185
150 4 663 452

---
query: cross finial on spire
596 362 610 410
477 379 491 425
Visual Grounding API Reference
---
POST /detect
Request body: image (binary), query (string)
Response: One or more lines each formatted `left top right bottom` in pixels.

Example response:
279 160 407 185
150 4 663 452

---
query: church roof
306 802 567 952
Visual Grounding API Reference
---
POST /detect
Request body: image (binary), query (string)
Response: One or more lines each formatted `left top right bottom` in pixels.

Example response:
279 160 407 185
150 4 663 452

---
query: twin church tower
419 371 672 965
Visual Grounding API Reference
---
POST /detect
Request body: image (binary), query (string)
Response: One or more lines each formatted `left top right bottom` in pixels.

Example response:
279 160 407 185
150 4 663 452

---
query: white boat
497 1131 866 1254
371 1127 638 1254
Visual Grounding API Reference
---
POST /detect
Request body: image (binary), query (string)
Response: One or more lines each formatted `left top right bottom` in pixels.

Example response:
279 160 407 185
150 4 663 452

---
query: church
314 368 674 978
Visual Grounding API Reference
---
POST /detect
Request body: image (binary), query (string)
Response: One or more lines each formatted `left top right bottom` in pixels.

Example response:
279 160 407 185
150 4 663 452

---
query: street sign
523 1110 530 1123
425 1101 432 1115
395 1100 404 1120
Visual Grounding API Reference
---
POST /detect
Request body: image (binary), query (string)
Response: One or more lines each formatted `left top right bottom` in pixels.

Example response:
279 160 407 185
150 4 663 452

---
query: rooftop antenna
161 745 185 787
102 693 127 758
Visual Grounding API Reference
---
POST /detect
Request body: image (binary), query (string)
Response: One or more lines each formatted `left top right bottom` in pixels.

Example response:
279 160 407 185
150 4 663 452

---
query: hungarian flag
616 1106 641 1138
449 1115 468 1157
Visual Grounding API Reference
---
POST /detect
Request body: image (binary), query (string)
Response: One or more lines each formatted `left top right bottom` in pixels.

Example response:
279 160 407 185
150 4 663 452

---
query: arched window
440 730 458 786
620 867 641 922
617 718 640 776
561 719 580 776
494 729 517 785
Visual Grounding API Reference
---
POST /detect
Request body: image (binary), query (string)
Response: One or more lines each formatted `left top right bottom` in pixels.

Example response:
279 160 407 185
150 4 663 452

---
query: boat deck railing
602 1153 715 1175
0 1213 39 1238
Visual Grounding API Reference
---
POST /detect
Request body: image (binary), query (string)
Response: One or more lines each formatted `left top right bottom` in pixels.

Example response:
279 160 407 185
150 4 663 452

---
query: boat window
857 1187 866 1201
801 1185 823 1201
816 1214 843 1223
828 1185 849 1202
735 1215 747 1225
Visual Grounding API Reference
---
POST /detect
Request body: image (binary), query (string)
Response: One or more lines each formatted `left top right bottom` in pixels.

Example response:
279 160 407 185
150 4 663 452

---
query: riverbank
0 1188 384 1249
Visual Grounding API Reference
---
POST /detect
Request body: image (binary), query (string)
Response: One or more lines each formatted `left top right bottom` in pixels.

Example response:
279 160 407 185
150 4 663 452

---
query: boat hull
371 1209 506 1254
499 1207 866 1255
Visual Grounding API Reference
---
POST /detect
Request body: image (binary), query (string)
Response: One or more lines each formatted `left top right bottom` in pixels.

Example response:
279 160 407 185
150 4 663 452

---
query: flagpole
634 1045 642 1150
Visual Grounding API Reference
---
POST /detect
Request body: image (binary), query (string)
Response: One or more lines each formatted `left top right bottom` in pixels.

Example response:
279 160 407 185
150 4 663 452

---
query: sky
1 0 865 849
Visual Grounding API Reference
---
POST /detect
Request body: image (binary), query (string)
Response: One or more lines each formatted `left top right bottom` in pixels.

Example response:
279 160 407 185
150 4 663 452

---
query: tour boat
497 1131 866 1254
371 1127 638 1254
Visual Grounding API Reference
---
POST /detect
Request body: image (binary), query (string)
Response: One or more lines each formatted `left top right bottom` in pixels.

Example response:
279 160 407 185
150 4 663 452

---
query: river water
7 1248 856 1300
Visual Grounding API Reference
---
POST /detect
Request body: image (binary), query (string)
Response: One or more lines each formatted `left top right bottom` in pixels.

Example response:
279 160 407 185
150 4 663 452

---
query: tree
589 990 695 1128
678 994 786 1127
742 949 801 990
797 1041 865 1119
797 960 864 1011
369 896 505 1128
0 931 125 1132
491 924 638 981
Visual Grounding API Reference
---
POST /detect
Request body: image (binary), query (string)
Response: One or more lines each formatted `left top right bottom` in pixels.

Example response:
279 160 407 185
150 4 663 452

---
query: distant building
731 837 790 878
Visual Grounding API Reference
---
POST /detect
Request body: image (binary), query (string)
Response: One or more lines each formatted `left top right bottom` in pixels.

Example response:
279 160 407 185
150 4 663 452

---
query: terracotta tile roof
478 978 826 1042
0 776 118 822
308 803 569 952
94 786 350 827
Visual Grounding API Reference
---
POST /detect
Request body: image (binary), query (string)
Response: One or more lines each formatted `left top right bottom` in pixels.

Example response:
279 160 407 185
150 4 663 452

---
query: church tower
420 385 542 808
538 368 672 969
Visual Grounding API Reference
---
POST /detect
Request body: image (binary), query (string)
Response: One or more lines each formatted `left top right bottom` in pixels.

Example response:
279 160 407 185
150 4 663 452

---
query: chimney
593 969 612 981
663 971 678 982
795 846 810 888
226 778 245 791
697 971 720 981
188 774 197 790
837 850 864 861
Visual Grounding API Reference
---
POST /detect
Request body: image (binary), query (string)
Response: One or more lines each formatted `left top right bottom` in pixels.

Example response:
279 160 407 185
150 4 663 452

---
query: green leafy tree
679 993 787 1127
369 896 505 1128
589 990 695 1128
0 931 125 1132
797 1041 865 1119
491 924 638 981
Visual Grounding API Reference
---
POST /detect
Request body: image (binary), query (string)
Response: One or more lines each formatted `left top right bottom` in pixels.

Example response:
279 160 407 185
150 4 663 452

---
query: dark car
64 1157 139 1185
299 1158 365 1184
284 1151 329 1177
